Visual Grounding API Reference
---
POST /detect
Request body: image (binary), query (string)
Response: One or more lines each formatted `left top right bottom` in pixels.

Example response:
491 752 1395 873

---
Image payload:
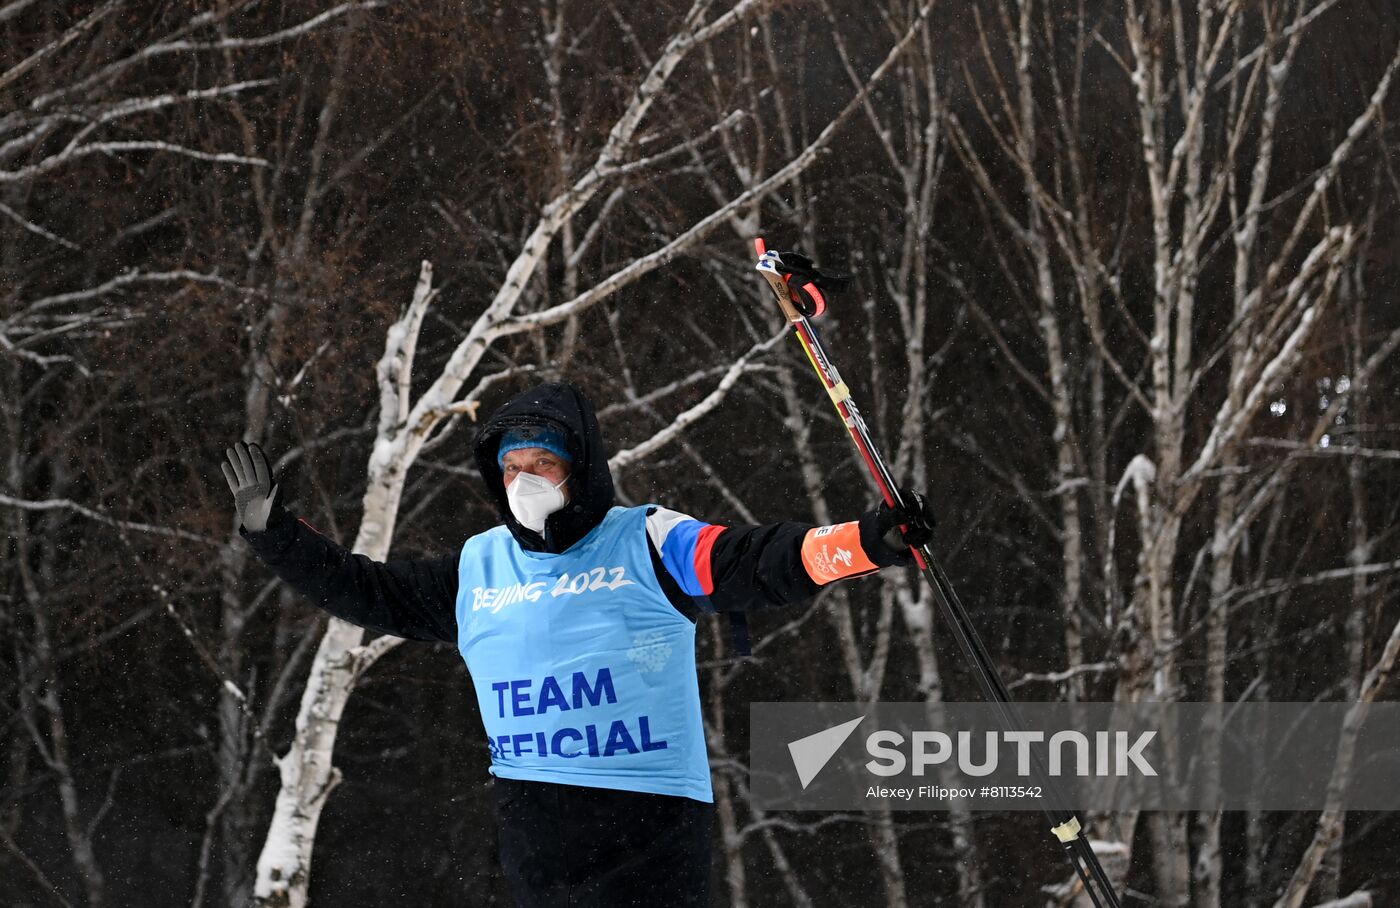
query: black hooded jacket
241 382 904 644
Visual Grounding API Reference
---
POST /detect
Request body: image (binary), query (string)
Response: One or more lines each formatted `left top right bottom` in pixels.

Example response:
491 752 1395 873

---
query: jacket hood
473 382 615 553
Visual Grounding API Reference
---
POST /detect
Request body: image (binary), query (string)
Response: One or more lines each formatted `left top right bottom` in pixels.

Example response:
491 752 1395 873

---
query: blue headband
497 426 572 469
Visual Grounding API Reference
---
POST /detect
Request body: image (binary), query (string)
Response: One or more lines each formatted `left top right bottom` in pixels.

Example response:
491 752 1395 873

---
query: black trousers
494 778 715 908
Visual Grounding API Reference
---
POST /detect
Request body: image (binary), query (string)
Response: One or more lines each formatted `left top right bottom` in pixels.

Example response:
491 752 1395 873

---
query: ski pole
753 238 1124 908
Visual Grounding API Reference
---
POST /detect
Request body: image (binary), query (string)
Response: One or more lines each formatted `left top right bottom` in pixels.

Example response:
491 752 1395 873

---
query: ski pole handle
754 239 832 319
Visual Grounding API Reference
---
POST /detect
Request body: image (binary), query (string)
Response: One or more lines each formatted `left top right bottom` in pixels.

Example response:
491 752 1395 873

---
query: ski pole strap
753 240 850 319
766 250 851 294
1051 815 1083 843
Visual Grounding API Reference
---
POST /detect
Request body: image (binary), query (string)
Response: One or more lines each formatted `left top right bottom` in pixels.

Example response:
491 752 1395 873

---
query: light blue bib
456 506 711 802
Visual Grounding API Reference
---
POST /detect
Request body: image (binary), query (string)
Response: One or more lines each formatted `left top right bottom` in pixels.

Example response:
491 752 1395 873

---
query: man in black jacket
223 381 933 907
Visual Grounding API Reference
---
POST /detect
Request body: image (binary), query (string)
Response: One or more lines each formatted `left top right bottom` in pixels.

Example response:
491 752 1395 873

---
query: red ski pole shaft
753 239 1123 908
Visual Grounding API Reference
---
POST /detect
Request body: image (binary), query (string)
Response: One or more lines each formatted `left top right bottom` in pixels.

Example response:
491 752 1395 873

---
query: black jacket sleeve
240 508 459 643
703 509 907 612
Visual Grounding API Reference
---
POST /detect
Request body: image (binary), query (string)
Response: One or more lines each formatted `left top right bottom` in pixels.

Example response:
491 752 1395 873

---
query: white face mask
505 470 569 534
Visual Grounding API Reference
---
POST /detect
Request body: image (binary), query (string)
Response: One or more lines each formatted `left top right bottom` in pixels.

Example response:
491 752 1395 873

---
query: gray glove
221 442 280 533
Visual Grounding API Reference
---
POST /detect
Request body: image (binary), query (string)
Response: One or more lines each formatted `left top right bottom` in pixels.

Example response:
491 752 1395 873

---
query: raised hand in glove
221 442 280 533
876 488 936 556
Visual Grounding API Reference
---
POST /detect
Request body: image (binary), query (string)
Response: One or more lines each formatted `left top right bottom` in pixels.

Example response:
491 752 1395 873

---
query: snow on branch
0 200 80 249
0 332 86 373
1228 558 1400 610
374 260 436 446
1213 0 1347 90
1008 661 1119 691
586 0 767 176
1161 15 1239 200
1114 453 1157 503
1260 36 1400 293
419 365 542 456
349 631 403 672
26 2 387 111
1185 299 1321 486
0 0 42 26
1216 323 1400 556
1244 439 1400 461
1308 894 1372 908
1180 227 1354 492
609 330 785 472
1103 454 1157 631
8 269 250 319
0 141 267 184
83 79 276 127
596 363 751 418
0 0 121 92
502 0 935 335
401 1 778 448
603 108 747 178
146 2 389 54
1275 591 1400 908
0 494 218 544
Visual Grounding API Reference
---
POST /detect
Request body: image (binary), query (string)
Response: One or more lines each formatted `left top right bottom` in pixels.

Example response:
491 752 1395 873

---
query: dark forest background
4 1 1400 906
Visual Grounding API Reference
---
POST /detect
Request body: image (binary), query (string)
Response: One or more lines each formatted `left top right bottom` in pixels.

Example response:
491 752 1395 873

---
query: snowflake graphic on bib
626 631 673 673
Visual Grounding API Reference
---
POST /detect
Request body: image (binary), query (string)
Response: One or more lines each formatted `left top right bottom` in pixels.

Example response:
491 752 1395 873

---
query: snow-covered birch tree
945 0 1400 903
2 5 384 906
